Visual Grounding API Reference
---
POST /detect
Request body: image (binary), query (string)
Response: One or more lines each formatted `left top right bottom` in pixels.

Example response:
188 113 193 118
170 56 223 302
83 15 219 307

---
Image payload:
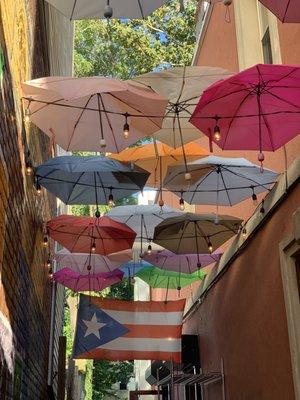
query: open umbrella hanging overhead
119 260 153 277
259 0 300 23
106 204 183 255
110 141 207 188
44 0 167 20
190 64 300 165
53 268 124 293
163 156 279 209
35 155 150 213
153 213 242 254
143 249 222 273
47 215 136 255
55 248 131 274
130 66 230 149
22 76 167 153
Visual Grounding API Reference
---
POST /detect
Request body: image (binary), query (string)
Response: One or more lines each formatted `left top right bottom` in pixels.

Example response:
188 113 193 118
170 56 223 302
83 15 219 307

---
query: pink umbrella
53 268 124 292
190 64 300 165
22 76 167 153
143 249 222 273
47 215 136 255
54 248 132 273
259 0 300 23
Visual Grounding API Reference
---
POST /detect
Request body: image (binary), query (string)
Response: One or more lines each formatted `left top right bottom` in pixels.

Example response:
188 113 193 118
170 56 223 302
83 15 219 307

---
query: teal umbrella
136 266 205 290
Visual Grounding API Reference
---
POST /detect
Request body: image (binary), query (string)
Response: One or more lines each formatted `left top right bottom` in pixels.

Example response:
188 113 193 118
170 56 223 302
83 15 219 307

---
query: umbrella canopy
106 204 183 240
130 66 230 148
143 250 222 273
44 0 166 20
36 155 150 207
47 215 136 255
22 76 167 153
190 64 300 162
55 248 131 273
119 261 153 277
163 156 279 206
110 141 207 187
153 213 242 254
136 266 205 289
53 268 124 292
259 0 300 23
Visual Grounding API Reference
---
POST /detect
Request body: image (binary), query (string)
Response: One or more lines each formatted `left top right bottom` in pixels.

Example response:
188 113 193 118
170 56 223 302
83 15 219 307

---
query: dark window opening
262 28 273 64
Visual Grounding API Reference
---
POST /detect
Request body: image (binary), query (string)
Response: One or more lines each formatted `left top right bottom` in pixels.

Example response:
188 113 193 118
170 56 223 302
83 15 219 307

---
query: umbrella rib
29 97 65 117
189 168 215 204
69 224 92 253
99 94 119 152
66 94 93 151
65 172 86 204
175 66 186 105
221 166 275 191
70 0 78 20
96 171 108 204
219 167 233 207
137 0 145 18
263 87 300 110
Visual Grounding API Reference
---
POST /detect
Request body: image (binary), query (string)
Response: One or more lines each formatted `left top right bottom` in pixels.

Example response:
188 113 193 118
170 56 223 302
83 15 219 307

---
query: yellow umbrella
109 141 208 188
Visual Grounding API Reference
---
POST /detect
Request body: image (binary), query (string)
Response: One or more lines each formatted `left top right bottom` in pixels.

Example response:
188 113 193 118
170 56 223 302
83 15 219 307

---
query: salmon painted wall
183 183 299 399
195 3 239 72
278 22 300 65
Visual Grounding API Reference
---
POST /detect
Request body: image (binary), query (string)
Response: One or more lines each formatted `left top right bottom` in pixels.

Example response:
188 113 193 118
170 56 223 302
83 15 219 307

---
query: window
258 3 273 64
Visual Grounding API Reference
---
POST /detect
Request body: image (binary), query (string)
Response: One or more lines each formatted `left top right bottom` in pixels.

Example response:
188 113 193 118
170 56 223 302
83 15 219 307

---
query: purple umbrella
53 267 124 292
143 250 222 273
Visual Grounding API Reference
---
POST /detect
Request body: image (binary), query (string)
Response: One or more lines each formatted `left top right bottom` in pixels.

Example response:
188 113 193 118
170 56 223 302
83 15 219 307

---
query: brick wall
0 1 66 398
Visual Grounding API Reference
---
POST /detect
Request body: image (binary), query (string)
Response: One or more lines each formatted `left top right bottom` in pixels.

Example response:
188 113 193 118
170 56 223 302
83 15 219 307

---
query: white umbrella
163 156 279 207
44 0 166 19
130 66 231 149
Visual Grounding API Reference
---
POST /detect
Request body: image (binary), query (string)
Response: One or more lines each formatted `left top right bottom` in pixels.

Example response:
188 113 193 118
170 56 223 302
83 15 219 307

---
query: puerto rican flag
73 295 185 362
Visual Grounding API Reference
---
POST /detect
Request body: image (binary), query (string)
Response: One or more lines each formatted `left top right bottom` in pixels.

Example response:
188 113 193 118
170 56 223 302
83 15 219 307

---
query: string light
100 139 106 148
123 114 129 139
213 124 221 141
48 268 53 279
260 199 265 214
147 244 152 255
108 193 115 207
46 259 52 268
26 162 33 176
43 236 48 247
179 195 185 211
208 240 213 253
87 265 92 271
242 227 247 238
24 107 31 123
258 152 265 172
91 242 96 253
184 172 191 181
36 183 42 195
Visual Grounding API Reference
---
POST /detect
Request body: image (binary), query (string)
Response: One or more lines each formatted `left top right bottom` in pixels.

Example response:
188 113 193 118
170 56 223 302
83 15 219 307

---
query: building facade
0 1 73 398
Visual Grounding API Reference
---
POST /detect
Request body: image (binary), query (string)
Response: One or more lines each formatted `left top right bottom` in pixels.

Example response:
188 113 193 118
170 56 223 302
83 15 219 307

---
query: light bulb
43 236 48 247
108 194 115 207
252 193 258 206
123 122 129 139
242 227 247 238
91 242 96 253
104 4 113 18
36 183 42 195
26 163 33 176
214 215 220 225
158 199 164 208
184 172 191 181
177 286 181 292
100 139 106 148
95 210 101 218
48 268 53 279
213 125 221 141
147 244 152 255
260 200 265 214
208 241 213 253
46 259 52 268
179 198 185 211
24 108 31 123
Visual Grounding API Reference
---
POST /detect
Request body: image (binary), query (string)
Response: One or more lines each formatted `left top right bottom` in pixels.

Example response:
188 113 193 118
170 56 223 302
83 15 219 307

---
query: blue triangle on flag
73 295 130 358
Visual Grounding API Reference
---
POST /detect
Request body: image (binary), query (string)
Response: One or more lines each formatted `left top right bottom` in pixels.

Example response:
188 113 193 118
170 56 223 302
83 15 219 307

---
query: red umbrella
190 64 300 164
47 215 136 255
259 0 300 23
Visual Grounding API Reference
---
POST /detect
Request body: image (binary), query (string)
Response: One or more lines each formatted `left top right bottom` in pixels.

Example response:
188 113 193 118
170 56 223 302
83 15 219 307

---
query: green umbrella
136 266 205 290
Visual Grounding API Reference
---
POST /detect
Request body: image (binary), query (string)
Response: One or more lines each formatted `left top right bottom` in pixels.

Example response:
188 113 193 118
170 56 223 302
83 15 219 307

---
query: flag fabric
73 295 185 362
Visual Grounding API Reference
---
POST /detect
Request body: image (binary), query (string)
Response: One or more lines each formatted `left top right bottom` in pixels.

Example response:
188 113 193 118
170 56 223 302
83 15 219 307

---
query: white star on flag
83 313 106 339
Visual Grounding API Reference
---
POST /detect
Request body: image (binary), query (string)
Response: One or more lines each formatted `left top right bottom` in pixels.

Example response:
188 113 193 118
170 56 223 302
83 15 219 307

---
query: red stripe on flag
122 324 182 339
89 297 186 312
76 348 182 363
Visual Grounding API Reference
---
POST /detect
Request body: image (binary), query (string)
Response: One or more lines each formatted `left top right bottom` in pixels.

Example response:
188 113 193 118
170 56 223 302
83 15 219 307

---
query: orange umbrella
109 142 207 188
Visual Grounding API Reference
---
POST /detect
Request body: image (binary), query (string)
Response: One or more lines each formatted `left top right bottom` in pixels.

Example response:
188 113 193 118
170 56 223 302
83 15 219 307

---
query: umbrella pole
165 277 170 304
176 111 189 180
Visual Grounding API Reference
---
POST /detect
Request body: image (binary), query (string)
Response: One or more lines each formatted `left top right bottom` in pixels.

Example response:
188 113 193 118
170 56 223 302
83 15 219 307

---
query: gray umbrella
153 213 242 254
35 156 150 211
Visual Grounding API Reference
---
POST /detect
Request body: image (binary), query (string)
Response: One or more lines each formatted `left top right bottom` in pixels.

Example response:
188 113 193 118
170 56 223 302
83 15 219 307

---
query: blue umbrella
35 156 150 212
119 261 153 278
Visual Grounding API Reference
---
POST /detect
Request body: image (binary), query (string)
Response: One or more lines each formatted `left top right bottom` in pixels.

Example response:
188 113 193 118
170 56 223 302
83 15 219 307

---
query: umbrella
47 215 136 255
130 66 230 149
36 155 150 210
190 64 300 165
119 261 153 277
53 268 124 292
143 250 222 273
153 213 242 254
22 76 167 153
55 248 131 273
163 156 279 207
44 0 166 20
136 266 205 289
106 204 183 254
259 0 300 23
110 141 207 187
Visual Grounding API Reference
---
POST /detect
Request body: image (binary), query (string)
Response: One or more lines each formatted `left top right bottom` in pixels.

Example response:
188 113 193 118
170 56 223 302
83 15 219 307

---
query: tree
74 0 198 79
